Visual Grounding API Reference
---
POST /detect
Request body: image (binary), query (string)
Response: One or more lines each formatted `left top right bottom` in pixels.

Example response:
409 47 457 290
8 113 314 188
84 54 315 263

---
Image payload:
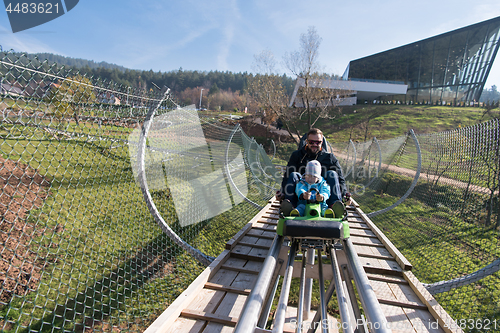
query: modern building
291 16 500 106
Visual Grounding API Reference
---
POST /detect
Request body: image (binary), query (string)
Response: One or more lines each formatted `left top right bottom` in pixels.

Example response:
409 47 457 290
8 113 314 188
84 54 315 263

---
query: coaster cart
235 192 391 333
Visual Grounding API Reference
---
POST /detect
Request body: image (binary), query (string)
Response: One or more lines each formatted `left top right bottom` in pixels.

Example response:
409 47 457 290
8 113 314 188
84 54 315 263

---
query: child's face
304 174 318 184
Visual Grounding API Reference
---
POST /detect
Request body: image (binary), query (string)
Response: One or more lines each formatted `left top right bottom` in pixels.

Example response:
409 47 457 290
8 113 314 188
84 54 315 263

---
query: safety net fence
0 50 280 332
2 49 499 333
330 119 499 331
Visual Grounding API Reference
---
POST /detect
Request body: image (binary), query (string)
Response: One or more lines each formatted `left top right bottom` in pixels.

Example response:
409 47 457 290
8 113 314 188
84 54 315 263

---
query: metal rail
344 238 391 333
137 89 214 267
330 246 354 333
233 235 284 333
272 241 297 333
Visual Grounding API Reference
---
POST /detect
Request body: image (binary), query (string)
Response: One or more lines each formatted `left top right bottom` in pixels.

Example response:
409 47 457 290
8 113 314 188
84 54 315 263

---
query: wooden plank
204 258 262 333
370 280 418 332
252 226 277 232
354 243 394 258
366 273 409 285
350 235 384 246
359 252 398 260
180 309 237 327
364 266 404 277
220 264 260 275
379 303 417 333
360 256 403 274
378 298 428 310
371 280 447 332
351 240 386 248
204 282 251 295
226 200 276 250
246 230 276 239
348 224 372 230
203 234 268 333
350 230 379 238
257 219 278 226
403 271 464 333
347 217 368 224
236 241 271 250
230 252 266 262
144 249 232 333
355 206 413 271
404 308 445 333
166 249 255 332
152 253 241 333
164 317 204 333
261 214 279 220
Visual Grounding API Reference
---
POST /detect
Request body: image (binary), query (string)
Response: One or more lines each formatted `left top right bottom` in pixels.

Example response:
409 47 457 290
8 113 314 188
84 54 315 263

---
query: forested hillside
11 52 500 108
15 52 295 95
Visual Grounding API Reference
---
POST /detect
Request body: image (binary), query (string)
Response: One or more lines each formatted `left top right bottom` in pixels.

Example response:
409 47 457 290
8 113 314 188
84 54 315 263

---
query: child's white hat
305 160 321 179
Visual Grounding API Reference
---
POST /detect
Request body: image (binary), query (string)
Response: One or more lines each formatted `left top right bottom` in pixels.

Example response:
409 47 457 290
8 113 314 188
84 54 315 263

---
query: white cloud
0 25 57 54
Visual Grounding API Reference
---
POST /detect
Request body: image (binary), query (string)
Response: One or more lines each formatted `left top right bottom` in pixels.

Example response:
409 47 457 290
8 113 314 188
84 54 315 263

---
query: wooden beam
251 226 277 232
403 270 464 333
204 282 251 295
257 220 278 225
245 232 276 240
355 206 413 271
363 266 404 277
220 265 261 275
225 200 276 250
143 249 231 333
358 253 397 261
351 241 386 248
236 241 271 250
377 298 428 310
348 225 372 230
349 232 380 239
180 309 238 327
366 273 409 285
230 252 266 262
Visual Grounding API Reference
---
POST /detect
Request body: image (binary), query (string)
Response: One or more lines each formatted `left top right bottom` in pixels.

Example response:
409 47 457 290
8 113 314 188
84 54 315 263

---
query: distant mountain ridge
15 52 129 72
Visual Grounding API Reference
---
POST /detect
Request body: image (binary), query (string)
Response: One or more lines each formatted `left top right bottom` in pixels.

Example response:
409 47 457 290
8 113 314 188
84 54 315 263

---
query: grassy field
1 104 498 331
0 122 264 332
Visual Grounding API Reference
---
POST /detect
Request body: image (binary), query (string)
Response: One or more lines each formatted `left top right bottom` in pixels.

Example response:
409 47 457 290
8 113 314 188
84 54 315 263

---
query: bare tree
248 50 300 143
296 76 353 128
284 26 322 129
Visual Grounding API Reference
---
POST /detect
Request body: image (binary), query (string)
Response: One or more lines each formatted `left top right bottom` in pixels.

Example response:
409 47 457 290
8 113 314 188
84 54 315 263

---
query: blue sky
1 0 500 89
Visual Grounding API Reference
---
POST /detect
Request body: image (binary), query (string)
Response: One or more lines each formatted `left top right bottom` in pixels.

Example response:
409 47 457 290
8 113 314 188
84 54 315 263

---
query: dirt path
332 150 498 195
0 157 51 303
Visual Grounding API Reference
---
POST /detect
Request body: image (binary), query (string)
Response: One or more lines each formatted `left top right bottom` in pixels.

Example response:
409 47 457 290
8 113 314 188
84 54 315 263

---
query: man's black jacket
281 146 347 197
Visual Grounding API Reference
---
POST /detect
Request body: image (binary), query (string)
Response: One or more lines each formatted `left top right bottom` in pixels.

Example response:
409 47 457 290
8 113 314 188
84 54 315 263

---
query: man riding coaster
276 128 351 218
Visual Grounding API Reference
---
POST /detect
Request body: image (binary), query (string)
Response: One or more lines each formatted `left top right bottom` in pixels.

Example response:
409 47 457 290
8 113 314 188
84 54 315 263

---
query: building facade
346 16 500 104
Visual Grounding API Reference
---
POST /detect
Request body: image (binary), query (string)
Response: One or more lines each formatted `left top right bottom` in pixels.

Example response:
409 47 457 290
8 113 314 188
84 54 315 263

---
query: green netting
0 51 280 332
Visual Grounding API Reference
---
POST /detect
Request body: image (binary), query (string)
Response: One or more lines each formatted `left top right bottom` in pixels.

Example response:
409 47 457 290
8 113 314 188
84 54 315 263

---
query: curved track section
135 105 281 266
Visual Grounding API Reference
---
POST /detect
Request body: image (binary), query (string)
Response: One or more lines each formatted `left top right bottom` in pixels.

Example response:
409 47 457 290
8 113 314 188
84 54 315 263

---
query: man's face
307 134 323 154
